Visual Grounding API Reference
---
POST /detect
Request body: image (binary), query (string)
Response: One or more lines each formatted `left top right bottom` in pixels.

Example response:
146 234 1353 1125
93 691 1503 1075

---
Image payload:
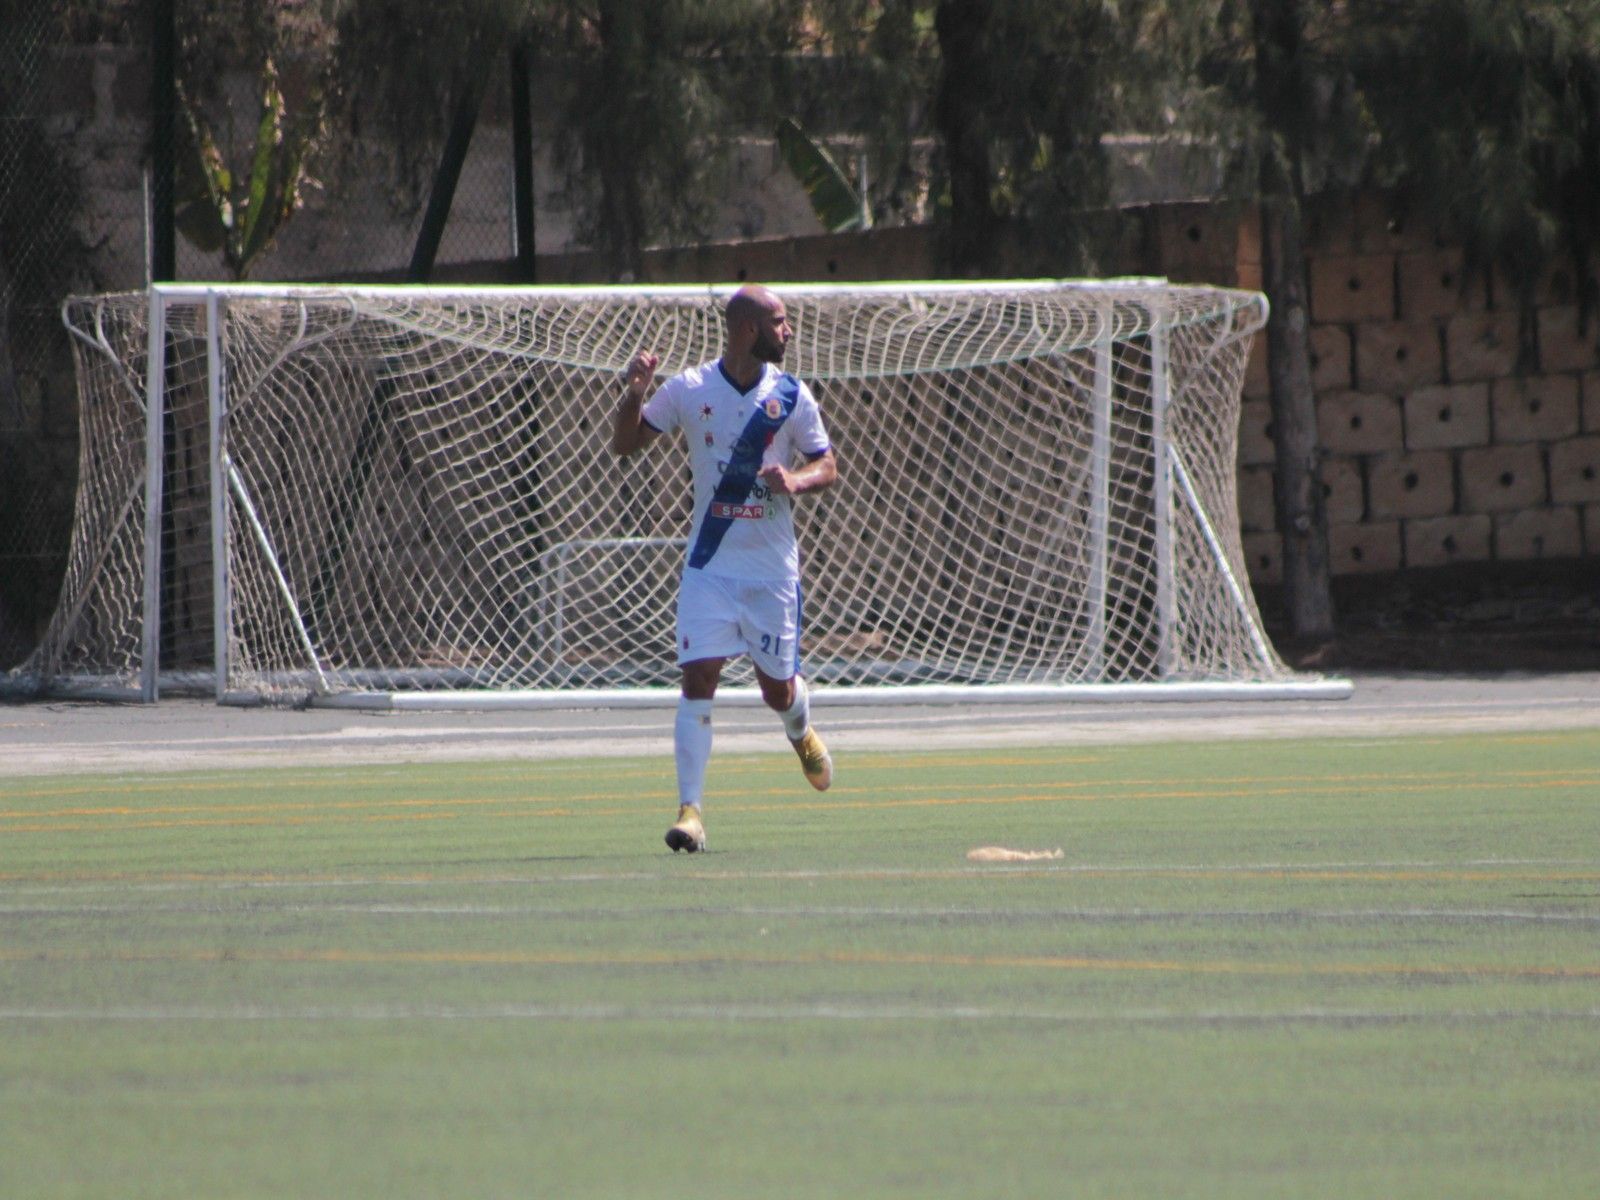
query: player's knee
756 671 795 712
681 658 725 700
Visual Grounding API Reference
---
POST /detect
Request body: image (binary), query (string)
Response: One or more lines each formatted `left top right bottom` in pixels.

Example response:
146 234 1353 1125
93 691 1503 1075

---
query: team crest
704 432 715 447
764 396 782 419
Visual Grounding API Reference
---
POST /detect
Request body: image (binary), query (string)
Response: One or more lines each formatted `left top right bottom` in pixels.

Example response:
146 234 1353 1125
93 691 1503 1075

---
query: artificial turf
3 730 1598 1198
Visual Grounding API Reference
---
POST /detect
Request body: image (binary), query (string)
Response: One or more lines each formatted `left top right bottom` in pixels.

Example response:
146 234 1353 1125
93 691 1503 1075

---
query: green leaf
174 94 234 253
236 59 287 267
775 117 867 233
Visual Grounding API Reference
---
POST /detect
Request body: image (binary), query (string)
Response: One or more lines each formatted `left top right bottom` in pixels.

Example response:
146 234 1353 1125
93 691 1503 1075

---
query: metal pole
149 0 176 283
227 463 330 696
206 291 230 700
1087 309 1112 678
1170 449 1276 673
409 76 486 282
510 38 537 282
1149 315 1176 679
140 289 168 701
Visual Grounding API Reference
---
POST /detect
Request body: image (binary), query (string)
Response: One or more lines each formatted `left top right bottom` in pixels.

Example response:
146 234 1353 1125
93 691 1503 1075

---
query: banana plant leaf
775 117 866 233
173 58 321 279
173 94 230 254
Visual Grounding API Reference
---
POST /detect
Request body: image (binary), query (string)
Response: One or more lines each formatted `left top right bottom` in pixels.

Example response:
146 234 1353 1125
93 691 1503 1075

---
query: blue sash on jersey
687 373 801 570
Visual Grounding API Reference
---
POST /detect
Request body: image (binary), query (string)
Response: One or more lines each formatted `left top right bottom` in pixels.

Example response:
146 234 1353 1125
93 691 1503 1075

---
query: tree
1156 0 1351 642
0 0 90 663
858 0 1342 632
1353 1 1600 348
331 0 809 281
175 57 327 281
544 0 808 280
1242 0 1337 641
1198 0 1600 638
927 0 1170 276
809 1 1202 276
329 0 521 214
796 0 935 224
0 0 85 420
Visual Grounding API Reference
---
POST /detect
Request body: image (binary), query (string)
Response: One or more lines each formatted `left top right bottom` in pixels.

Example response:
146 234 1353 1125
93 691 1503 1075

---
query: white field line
4 903 1599 924
2 856 1597 895
20 693 1600 753
8 696 1600 777
1 1003 1598 1025
12 684 1600 761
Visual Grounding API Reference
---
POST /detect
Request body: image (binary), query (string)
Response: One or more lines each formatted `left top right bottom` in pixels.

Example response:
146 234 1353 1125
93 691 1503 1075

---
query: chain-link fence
0 0 82 667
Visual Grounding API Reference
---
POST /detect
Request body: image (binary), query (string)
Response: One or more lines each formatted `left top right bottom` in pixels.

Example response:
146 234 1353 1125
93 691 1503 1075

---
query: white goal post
14 280 1348 709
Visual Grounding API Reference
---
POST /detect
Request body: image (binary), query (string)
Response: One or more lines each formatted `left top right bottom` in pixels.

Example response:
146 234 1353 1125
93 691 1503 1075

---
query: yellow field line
0 761 672 802
0 812 477 833
0 753 1099 803
826 950 1600 980
3 772 1596 834
3 739 1595 806
3 944 1597 980
723 776 1600 815
0 793 645 820
2 864 1597 887
4 762 1599 822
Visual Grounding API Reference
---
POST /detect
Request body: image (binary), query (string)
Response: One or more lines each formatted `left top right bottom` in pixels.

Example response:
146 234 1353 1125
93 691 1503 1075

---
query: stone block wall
1217 192 1600 584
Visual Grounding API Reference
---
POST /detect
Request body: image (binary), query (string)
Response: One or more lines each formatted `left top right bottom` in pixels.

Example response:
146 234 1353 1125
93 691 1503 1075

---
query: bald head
723 284 791 369
725 285 781 331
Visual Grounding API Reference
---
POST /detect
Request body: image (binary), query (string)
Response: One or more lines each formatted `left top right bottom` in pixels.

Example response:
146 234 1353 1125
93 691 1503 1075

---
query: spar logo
710 501 765 520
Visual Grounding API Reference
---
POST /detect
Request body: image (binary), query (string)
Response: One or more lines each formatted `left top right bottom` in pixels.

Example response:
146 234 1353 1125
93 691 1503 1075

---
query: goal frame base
299 678 1354 712
2 672 1354 708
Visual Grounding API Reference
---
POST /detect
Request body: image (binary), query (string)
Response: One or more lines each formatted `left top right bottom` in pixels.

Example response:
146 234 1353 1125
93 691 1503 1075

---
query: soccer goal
15 280 1347 709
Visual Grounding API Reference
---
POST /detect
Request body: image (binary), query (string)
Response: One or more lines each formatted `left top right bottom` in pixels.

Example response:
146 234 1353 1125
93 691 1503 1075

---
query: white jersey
641 359 831 581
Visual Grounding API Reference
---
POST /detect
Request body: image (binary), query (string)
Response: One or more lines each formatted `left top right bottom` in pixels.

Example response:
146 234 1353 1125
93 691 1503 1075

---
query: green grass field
3 728 1599 1198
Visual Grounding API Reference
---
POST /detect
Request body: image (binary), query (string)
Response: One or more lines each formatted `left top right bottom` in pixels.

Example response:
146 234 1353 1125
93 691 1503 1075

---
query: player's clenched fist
759 463 796 495
625 350 660 398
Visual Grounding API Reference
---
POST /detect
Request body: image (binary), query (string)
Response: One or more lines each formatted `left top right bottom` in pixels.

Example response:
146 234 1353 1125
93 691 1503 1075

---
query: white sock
675 698 714 810
779 675 810 740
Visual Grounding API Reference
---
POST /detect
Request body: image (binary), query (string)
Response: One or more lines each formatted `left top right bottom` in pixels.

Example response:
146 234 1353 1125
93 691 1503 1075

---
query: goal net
16 281 1342 708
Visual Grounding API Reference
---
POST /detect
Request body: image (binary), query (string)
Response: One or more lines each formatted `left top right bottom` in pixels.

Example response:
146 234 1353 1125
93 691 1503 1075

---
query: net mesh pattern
32 282 1290 701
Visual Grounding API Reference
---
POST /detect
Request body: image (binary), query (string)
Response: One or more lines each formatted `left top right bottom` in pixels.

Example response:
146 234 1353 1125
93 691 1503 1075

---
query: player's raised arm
611 350 662 457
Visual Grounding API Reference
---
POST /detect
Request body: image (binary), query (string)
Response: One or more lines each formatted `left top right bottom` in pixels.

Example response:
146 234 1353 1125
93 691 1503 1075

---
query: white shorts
677 569 803 679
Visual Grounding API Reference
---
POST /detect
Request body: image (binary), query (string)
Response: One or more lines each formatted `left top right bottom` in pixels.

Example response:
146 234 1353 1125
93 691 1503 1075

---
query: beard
752 328 787 363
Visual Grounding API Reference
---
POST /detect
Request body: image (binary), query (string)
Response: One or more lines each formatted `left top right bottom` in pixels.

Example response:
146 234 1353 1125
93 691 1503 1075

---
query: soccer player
611 284 837 852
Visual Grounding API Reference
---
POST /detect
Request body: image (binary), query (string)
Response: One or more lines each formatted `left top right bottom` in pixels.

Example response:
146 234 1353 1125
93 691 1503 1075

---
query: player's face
751 303 791 363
